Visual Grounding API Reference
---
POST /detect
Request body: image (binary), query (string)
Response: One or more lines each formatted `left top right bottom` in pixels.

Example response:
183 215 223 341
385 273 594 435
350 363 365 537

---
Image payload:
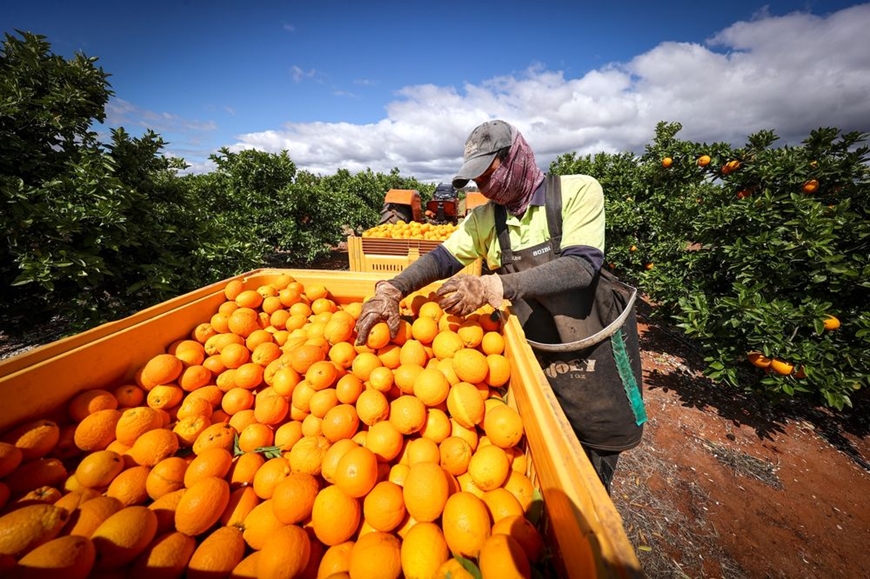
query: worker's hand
355 281 403 345
435 275 504 317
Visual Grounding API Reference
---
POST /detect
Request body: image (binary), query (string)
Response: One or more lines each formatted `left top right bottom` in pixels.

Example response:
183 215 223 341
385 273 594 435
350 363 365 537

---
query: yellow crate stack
348 236 482 276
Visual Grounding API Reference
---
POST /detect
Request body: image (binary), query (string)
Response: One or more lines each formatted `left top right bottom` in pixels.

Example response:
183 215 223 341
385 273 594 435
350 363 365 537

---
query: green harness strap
611 328 648 426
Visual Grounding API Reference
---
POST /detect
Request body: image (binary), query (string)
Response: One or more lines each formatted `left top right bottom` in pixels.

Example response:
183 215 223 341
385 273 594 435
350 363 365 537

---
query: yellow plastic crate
0 269 640 578
348 236 482 276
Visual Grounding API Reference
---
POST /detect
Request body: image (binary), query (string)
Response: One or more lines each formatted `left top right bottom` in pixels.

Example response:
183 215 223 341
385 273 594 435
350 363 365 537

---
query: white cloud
233 4 870 182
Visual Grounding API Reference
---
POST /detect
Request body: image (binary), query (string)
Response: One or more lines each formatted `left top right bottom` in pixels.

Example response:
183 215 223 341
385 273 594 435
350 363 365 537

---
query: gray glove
435 274 504 317
355 281 403 345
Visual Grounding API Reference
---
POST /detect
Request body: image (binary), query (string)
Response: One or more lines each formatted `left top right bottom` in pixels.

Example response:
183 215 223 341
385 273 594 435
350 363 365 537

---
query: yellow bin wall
0 268 640 578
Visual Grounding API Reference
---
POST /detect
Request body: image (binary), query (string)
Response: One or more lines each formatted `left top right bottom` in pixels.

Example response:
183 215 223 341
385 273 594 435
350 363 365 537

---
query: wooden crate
0 269 640 578
347 236 482 276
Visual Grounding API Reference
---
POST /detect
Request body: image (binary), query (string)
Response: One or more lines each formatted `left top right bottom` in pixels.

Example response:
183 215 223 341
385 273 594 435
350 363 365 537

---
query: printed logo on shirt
543 358 596 379
532 246 551 257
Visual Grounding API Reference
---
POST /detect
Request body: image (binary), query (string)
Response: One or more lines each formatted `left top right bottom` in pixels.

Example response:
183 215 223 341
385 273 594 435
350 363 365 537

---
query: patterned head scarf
479 126 545 216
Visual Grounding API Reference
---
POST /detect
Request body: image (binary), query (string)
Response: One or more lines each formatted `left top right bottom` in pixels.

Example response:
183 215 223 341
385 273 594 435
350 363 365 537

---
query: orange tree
668 127 869 409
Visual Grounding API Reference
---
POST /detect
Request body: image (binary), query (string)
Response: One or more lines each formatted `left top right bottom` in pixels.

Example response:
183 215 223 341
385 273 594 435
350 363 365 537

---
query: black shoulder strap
545 174 563 255
494 202 512 266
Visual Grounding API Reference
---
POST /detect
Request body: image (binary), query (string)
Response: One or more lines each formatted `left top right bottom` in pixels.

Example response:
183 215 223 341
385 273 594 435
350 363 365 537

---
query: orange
452 348 489 384
228 452 266 490
90 506 158 571
220 486 260 530
661 156 673 168
306 284 329 301
252 456 292 500
231 551 262 578
175 394 214 422
457 321 484 348
186 526 247 579
125 428 179 467
377 343 402 369
234 290 264 310
397 340 428 369
287 344 326 374
224 280 244 301
306 360 340 391
441 492 491 558
365 322 392 350
770 358 795 376
74 409 122 452
394 364 425 395
478 537 531 579
204 333 244 357
348 531 402 579
404 438 439 466
146 384 184 410
238 422 275 453
389 395 427 435
232 362 264 390
482 487 524 523
184 447 234 488
823 315 841 331
259 524 311 579
221 387 255 415
1 419 59 463
241 500 283 551
697 154 711 167
321 439 360 485
321 404 360 442
178 365 213 392
401 521 450 579
0 503 68 558
319 541 355 578
273 421 304 452
174 476 230 537
12 534 96 578
468 445 511 491
485 354 511 387
218 342 250 370
173 416 211 448
2 459 63 497
192 422 237 456
336 373 365 404
74 450 125 489
68 390 118 423
311 485 360 546
478 310 502 333
411 317 439 345
147 489 185 536
267 366 301 399
63 495 124 538
491 514 545 562
418 301 443 322
329 341 358 370
146 456 188 500
301 414 323 437
139 354 183 390
365 421 405 464
351 351 382 382
450 419 479 451
402 462 449 523
170 339 207 366
291 381 316 414
271 472 320 525
323 313 355 345
287 435 330 477
481 331 505 356
431 330 464 360
420 408 452 444
483 404 524 448
363 481 406 532
413 368 451 407
439 436 473 476
446 382 485 429
254 392 289 426
105 465 150 507
355 389 390 426
334 446 379 498
747 351 772 368
113 384 146 408
129 530 196 578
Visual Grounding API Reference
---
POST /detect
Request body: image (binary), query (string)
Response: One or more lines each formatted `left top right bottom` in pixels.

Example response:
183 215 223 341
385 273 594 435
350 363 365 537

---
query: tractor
377 183 488 226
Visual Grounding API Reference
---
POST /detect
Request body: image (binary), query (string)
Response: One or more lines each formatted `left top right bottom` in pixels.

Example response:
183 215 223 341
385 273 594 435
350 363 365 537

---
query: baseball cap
452 120 513 188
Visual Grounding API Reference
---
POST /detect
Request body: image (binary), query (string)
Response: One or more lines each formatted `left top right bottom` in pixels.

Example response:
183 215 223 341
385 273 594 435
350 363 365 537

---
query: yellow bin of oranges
347 236 482 276
0 269 639 578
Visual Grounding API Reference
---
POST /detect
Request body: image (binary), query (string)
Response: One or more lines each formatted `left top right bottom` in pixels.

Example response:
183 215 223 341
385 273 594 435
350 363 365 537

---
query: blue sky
4 1 869 180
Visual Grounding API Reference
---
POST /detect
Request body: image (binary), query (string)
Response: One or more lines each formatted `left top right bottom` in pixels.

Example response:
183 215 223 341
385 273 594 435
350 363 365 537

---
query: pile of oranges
0 274 545 578
362 221 458 241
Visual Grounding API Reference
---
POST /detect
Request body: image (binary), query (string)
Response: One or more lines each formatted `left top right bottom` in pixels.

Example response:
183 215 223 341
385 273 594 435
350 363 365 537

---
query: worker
355 120 646 493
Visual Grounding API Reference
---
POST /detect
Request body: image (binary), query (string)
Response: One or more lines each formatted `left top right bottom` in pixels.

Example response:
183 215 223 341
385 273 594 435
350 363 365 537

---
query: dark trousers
584 447 620 495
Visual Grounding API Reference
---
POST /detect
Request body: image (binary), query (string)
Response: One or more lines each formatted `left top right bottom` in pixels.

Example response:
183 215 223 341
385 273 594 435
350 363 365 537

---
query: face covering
479 127 545 216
